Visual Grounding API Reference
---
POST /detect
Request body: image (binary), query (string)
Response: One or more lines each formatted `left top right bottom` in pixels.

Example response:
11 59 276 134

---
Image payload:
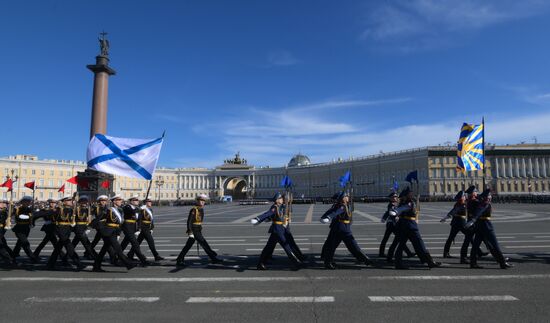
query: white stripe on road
231 212 265 223
1 277 324 283
25 297 159 303
303 204 315 224
368 295 518 302
186 296 334 303
354 210 380 222
369 274 550 280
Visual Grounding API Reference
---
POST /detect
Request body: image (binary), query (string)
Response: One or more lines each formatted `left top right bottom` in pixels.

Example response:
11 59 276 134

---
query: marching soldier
393 187 441 270
466 189 513 269
320 191 372 269
380 191 414 260
463 186 489 260
46 196 84 270
120 196 149 266
32 199 64 259
252 192 302 270
440 191 470 263
71 196 97 260
176 194 221 266
0 199 16 266
92 194 135 272
260 193 306 263
320 193 340 261
91 195 117 264
12 196 39 263
128 198 164 262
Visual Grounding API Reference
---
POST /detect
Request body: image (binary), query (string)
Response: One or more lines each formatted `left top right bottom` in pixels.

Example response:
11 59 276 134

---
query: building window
50 170 54 176
32 169 36 175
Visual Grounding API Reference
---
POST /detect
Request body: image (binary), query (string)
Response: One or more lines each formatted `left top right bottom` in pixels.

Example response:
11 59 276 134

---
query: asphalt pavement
1 202 549 323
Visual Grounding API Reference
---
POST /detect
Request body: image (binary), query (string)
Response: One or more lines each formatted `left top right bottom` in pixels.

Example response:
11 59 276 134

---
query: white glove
140 205 147 210
5 225 11 230
85 229 91 235
320 218 330 224
150 230 154 235
18 214 30 220
189 233 195 239
388 211 397 217
135 231 141 237
71 223 76 228
250 218 259 225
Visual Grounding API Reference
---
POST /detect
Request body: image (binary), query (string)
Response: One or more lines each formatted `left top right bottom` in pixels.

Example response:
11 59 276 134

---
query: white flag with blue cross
87 134 164 180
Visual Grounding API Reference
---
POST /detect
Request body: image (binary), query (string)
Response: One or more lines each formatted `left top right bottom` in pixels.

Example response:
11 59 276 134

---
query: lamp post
155 177 164 206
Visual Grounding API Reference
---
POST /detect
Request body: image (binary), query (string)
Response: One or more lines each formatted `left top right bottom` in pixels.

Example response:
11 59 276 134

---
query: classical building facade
2 144 549 201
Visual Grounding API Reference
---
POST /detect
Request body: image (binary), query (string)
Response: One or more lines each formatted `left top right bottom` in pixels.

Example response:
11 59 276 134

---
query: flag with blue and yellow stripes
457 122 484 172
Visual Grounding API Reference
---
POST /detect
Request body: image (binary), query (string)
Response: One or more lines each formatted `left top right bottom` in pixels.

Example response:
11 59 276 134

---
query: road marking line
231 212 265 223
2 277 324 283
186 296 334 303
25 297 160 303
369 274 550 280
304 204 315 224
354 210 380 222
368 295 518 302
504 245 549 248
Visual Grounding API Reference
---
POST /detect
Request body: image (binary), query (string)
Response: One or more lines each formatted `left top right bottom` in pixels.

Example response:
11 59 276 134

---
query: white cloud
361 0 550 51
266 50 299 66
205 97 550 166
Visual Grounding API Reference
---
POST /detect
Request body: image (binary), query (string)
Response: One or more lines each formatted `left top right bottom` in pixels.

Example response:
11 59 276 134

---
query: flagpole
145 180 153 201
482 117 486 190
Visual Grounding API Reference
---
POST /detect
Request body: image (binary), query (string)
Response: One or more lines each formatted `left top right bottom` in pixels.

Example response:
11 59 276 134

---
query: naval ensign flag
87 134 164 180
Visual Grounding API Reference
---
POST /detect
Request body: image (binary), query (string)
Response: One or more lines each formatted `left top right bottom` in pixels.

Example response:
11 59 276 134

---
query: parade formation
0 182 515 272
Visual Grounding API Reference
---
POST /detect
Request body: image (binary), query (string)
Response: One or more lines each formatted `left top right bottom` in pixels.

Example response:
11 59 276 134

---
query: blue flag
405 170 418 184
339 171 351 188
393 179 399 191
280 175 293 188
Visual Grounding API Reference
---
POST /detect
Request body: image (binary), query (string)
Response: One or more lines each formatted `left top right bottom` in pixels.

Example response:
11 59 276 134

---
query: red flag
24 181 35 190
101 180 110 189
58 184 65 193
66 176 89 189
67 176 78 184
0 179 13 192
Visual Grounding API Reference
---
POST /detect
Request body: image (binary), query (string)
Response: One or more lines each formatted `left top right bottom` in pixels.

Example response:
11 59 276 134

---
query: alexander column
78 32 116 200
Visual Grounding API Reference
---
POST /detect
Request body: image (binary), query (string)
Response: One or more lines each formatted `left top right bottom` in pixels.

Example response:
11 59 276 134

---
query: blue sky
1 0 550 168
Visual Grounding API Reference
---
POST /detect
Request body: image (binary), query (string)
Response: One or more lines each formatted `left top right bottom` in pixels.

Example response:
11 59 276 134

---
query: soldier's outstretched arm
320 206 342 223
251 207 275 225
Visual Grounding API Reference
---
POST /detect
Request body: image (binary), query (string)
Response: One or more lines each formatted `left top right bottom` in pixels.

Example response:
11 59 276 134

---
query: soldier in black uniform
71 196 97 260
177 194 221 266
440 191 470 263
32 199 64 259
46 196 84 270
92 194 135 272
127 198 164 262
394 187 441 270
466 189 513 269
380 192 414 261
91 195 117 264
120 196 149 266
12 196 39 263
320 192 372 269
0 199 16 266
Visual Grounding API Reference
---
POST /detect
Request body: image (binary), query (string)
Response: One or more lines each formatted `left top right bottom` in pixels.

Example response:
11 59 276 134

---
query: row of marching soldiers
0 186 514 271
378 185 513 269
251 184 513 270
0 194 164 271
